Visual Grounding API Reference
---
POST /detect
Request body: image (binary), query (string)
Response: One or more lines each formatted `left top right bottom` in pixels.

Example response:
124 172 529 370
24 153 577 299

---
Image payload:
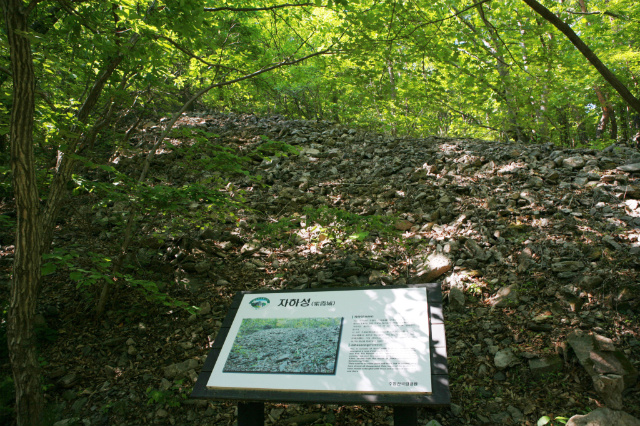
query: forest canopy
2 0 639 151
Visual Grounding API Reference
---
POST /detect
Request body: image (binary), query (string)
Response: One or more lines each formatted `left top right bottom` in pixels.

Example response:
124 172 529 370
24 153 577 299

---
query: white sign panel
207 287 432 394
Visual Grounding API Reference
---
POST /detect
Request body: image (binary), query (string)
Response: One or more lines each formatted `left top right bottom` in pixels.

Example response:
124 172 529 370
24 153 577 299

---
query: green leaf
537 416 551 426
14 29 44 44
98 164 117 172
41 263 57 276
69 271 85 281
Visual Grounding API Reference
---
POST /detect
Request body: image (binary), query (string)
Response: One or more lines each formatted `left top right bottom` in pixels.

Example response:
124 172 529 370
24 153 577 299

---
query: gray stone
563 156 585 169
566 408 640 426
574 176 589 185
368 270 385 284
411 253 452 282
567 331 638 388
394 219 414 231
450 403 462 416
53 419 81 426
594 334 616 352
449 286 465 311
494 348 519 369
616 185 640 199
58 373 78 388
580 275 604 290
592 374 624 409
333 266 362 278
240 242 259 255
552 261 584 273
282 412 323 424
71 397 88 413
529 355 563 379
301 147 321 156
478 364 489 376
194 260 211 273
489 285 519 307
507 405 524 423
490 411 511 424
527 176 544 188
163 358 199 379
198 301 212 316
602 236 622 250
617 163 640 172
269 408 285 421
160 378 172 391
567 330 638 408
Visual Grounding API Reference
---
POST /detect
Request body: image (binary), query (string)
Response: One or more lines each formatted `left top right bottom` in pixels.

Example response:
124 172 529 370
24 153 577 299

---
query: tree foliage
227 0 640 145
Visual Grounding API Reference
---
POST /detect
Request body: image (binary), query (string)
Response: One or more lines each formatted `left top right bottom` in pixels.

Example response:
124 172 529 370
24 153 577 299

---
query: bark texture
1 0 45 424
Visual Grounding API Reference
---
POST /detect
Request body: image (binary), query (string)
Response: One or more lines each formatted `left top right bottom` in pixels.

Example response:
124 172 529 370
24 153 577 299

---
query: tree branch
567 9 640 23
567 10 621 19
522 0 640 115
25 0 45 15
148 45 337 171
372 0 493 43
443 102 500 132
410 0 493 34
155 34 241 72
57 0 98 34
204 3 314 12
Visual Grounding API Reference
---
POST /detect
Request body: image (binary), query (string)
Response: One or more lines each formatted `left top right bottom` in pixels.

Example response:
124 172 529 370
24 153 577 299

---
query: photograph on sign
207 287 432 394
223 317 343 374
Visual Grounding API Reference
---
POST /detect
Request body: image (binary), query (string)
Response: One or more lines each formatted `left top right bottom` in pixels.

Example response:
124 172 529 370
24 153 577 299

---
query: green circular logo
249 297 270 309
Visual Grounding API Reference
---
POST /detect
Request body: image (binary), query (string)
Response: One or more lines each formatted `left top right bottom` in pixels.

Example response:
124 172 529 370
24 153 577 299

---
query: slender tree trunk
522 0 640 115
575 107 589 146
619 105 629 141
593 86 611 138
40 53 127 256
595 87 612 139
610 106 617 140
387 59 397 136
1 1 45 425
467 4 524 141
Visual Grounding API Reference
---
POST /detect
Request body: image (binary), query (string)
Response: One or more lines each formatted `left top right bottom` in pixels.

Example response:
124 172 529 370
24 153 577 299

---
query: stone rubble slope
38 112 640 426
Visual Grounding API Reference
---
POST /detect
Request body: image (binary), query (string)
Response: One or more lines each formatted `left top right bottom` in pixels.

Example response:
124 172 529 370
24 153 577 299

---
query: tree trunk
619 105 629 141
522 0 640 116
462 4 524 141
1 0 45 425
387 59 397 136
595 87 612 139
575 108 589 146
610 106 617 140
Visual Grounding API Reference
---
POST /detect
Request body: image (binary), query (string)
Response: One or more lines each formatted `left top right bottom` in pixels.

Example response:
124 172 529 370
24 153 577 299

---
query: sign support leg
237 402 264 426
393 406 418 426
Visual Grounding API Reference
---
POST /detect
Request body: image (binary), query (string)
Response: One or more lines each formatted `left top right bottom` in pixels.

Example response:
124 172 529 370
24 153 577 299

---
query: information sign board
206 287 432 394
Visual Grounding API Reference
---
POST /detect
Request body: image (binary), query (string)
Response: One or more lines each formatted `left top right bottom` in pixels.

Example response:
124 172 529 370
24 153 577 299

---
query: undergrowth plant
537 415 569 426
42 247 193 313
256 205 395 248
146 379 189 408
48 130 302 315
